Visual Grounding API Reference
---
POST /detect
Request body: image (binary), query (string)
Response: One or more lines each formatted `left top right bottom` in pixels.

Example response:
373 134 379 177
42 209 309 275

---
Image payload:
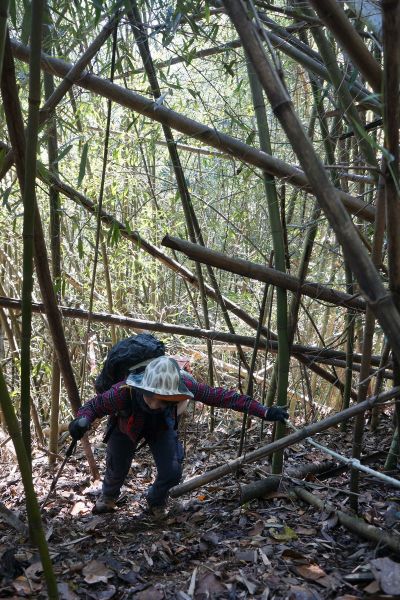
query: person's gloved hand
68 416 91 441
265 406 289 423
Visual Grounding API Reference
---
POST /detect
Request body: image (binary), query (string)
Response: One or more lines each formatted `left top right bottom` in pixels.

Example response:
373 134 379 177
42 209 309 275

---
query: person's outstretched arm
182 375 288 422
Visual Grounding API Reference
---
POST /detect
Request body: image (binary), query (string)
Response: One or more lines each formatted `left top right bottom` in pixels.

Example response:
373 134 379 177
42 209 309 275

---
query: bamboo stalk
0 295 387 368
127 0 219 411
382 0 400 471
1 36 98 479
293 487 400 553
8 38 375 222
246 53 289 473
0 368 59 598
222 0 400 363
169 386 400 498
43 3 61 467
20 0 45 462
162 235 365 311
309 0 382 92
350 164 386 506
0 0 9 72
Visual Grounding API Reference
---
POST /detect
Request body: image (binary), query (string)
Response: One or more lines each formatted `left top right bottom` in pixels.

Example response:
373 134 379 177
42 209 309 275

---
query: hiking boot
143 502 167 521
92 495 117 514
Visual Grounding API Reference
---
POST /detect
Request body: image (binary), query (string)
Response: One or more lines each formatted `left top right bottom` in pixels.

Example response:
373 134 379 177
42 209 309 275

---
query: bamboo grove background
0 1 399 578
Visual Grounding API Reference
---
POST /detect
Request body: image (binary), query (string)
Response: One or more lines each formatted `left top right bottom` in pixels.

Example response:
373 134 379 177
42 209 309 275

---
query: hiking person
69 354 288 517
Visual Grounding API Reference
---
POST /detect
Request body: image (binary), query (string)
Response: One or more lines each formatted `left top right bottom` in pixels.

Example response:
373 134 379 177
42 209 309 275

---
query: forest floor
1 409 400 600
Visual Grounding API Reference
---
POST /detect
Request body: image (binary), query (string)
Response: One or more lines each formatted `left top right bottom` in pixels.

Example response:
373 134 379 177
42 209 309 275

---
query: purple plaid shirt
77 376 269 445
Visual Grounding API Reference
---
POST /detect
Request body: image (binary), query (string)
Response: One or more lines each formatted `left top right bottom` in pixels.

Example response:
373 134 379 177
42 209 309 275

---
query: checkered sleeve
77 381 132 423
183 375 268 419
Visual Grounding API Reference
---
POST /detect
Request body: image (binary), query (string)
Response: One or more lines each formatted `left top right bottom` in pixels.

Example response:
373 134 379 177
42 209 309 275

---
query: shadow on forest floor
1 414 400 599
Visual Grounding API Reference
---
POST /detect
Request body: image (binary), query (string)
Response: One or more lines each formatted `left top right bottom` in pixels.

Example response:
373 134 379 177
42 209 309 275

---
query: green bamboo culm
20 0 45 463
0 367 59 599
246 54 289 474
0 0 10 72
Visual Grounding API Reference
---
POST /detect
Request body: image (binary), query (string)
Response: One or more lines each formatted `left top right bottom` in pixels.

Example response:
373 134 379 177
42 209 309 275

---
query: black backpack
94 333 165 393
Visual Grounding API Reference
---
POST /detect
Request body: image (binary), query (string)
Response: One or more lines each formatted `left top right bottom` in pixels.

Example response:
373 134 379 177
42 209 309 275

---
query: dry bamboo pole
300 3 379 175
0 36 98 479
162 235 365 312
8 38 375 223
0 295 387 368
169 386 400 498
19 0 44 463
308 0 382 92
43 4 61 467
79 19 118 399
222 0 400 362
293 487 400 553
258 13 379 112
382 0 400 471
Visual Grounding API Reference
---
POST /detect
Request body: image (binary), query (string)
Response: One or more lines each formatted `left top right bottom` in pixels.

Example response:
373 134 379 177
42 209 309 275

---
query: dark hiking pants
102 424 184 507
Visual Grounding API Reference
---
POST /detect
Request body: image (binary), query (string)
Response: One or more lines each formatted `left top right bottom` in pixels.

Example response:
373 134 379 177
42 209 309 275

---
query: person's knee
169 460 183 485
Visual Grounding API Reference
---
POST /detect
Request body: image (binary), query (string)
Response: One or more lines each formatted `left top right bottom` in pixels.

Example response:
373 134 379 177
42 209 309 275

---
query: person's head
127 356 193 411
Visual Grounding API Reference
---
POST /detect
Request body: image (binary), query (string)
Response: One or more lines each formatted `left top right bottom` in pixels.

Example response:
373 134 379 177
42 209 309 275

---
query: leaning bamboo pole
309 0 382 92
222 0 400 363
43 4 61 467
169 386 400 498
162 235 365 311
8 38 375 222
0 296 387 369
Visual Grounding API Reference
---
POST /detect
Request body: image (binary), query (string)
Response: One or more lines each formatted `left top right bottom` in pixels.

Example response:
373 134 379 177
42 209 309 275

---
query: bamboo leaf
53 144 73 165
77 142 89 187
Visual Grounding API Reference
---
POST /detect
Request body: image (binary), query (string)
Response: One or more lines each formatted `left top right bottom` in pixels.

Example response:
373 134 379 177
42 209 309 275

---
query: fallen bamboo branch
239 476 281 504
0 500 28 536
286 421 400 490
170 386 400 498
293 487 400 553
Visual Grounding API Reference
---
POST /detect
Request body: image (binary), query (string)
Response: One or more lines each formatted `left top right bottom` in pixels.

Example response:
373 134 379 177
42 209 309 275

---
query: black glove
265 406 289 423
68 416 90 441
